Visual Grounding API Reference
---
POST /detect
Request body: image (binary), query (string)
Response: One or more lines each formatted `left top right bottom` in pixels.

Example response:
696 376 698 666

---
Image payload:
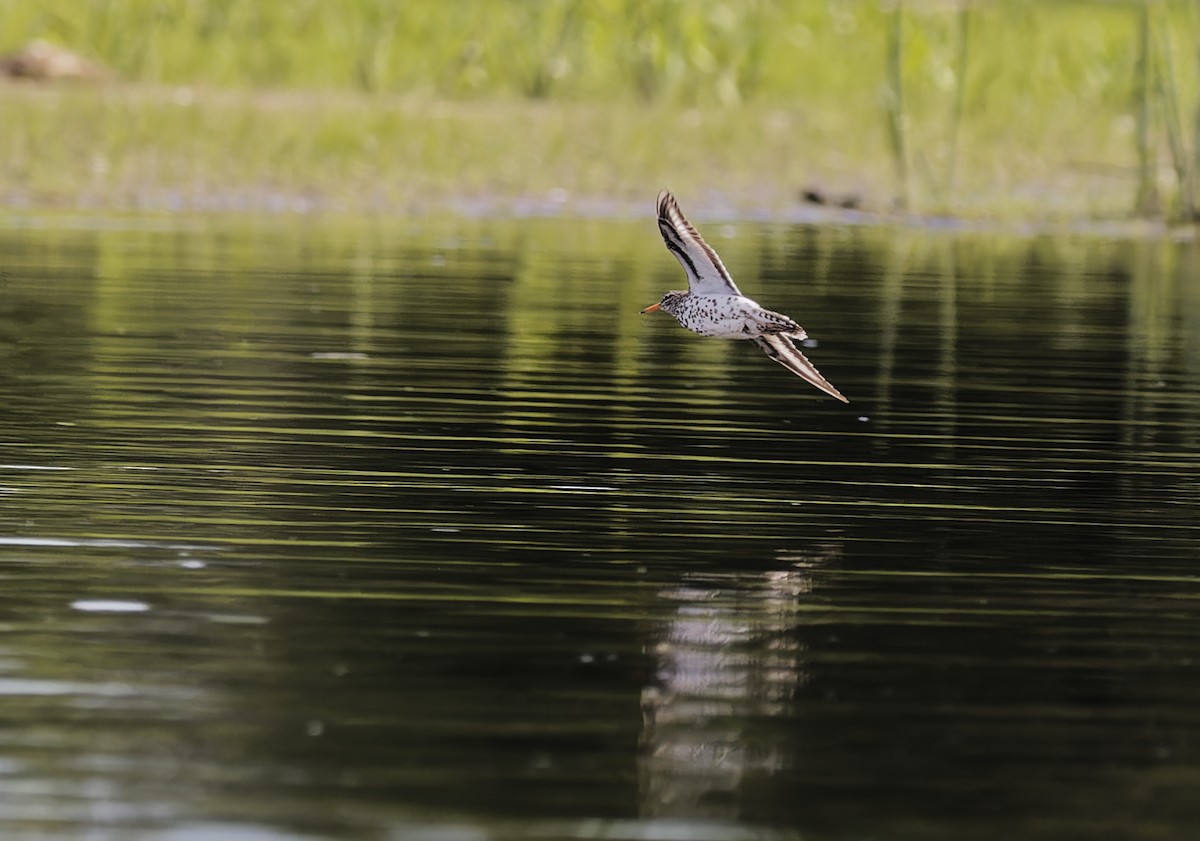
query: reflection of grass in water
3 0 1200 219
17 209 1197 437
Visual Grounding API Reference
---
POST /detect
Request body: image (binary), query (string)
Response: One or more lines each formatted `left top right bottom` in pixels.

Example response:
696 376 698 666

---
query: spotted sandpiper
642 191 849 403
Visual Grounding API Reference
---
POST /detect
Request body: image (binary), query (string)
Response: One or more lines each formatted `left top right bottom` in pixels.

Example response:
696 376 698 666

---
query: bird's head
640 290 687 315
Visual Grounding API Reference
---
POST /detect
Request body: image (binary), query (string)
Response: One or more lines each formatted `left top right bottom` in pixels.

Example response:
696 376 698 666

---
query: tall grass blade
1152 5 1194 220
1134 2 1159 217
884 0 910 212
946 1 971 201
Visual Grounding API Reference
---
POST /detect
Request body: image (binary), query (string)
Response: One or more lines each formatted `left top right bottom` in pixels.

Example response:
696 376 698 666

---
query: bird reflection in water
638 542 843 820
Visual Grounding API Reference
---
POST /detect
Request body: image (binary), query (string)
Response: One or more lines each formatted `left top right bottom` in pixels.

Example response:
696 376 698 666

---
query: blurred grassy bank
3 0 1200 222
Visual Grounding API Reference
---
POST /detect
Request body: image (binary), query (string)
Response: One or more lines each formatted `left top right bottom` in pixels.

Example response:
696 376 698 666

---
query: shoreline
2 190 1189 243
0 82 1190 236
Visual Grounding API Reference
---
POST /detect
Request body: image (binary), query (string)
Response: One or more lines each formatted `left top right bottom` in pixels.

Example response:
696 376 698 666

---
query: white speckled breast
668 294 804 340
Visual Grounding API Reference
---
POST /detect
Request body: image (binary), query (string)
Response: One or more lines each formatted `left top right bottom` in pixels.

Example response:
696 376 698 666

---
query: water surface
1 213 1199 840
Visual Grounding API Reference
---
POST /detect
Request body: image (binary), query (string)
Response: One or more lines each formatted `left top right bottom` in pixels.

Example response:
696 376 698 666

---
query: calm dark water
1 212 1199 841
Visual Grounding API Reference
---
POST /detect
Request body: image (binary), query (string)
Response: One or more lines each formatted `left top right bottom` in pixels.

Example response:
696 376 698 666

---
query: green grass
3 0 1200 221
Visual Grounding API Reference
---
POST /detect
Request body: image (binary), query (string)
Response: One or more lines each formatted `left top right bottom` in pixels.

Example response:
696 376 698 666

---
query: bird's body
642 190 849 403
652 289 804 339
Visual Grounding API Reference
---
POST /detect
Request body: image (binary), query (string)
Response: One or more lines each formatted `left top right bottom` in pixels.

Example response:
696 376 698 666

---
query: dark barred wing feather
752 335 850 403
656 190 742 296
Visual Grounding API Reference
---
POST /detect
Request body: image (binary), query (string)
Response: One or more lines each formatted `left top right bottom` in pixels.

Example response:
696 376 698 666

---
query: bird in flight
641 190 849 403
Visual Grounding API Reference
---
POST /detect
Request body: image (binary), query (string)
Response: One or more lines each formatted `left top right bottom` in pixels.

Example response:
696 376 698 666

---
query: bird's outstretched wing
752 335 850 403
656 190 742 296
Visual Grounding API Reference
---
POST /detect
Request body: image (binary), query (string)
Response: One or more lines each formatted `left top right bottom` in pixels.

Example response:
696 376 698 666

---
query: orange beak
640 302 661 313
